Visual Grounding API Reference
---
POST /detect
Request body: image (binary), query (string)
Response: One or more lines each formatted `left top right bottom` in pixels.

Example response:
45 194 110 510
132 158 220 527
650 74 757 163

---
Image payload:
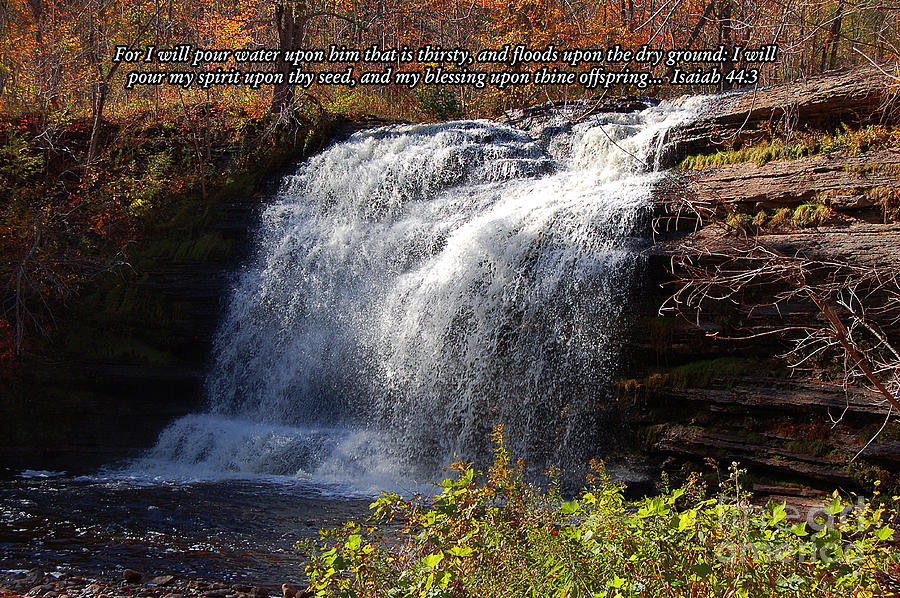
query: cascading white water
133 100 704 490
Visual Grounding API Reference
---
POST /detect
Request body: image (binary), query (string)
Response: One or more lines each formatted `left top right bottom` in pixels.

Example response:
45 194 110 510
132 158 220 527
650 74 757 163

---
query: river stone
281 584 297 598
123 570 142 584
151 577 176 587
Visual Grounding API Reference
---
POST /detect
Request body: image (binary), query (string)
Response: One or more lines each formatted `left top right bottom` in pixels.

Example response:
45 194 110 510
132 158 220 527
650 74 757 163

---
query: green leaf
447 545 473 557
690 563 713 577
607 575 626 589
422 552 444 569
776 573 805 592
824 497 844 516
875 526 894 541
678 511 696 531
560 500 580 516
769 501 787 524
790 522 808 537
344 534 362 551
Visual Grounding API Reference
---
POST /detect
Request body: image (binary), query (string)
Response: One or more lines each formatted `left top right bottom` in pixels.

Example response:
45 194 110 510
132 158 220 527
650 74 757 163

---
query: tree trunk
271 1 306 114
718 0 733 91
828 0 844 70
86 80 108 164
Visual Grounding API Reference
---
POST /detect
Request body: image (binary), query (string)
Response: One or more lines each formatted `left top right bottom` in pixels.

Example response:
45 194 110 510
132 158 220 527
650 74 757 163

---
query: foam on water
128 100 705 488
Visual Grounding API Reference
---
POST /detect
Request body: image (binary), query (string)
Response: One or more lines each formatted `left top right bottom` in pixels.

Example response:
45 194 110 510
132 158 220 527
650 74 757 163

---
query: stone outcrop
641 67 900 495
693 149 900 214
668 65 898 159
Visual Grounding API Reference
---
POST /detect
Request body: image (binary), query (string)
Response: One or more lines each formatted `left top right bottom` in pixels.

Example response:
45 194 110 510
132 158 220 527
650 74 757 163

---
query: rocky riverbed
0 569 313 598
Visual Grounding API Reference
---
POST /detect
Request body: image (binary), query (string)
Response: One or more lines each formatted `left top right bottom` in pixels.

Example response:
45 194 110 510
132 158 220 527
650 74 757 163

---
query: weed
301 429 898 597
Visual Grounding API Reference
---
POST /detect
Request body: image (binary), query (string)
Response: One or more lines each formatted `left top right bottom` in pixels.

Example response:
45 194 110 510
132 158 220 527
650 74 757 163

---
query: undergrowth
298 428 899 597
0 103 330 364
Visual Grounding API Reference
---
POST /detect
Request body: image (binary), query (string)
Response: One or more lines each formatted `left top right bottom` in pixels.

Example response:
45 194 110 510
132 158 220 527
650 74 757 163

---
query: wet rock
203 589 231 598
281 584 297 598
26 570 45 585
188 581 210 591
26 585 53 597
231 585 252 594
151 576 177 587
123 570 143 584
250 587 268 598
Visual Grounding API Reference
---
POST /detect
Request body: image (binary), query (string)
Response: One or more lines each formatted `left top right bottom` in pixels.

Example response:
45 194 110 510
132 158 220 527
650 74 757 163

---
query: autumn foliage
1 0 898 365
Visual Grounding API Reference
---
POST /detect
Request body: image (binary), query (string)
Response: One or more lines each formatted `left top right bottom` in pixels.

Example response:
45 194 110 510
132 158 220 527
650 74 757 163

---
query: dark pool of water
0 474 373 587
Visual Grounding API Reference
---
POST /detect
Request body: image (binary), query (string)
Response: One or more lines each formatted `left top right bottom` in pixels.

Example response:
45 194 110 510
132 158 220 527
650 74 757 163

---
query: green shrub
414 87 463 121
300 429 897 597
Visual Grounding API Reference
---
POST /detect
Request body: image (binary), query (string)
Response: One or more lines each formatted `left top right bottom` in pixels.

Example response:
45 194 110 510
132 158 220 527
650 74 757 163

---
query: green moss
785 438 831 458
617 357 759 401
678 124 900 171
791 201 835 227
151 231 234 261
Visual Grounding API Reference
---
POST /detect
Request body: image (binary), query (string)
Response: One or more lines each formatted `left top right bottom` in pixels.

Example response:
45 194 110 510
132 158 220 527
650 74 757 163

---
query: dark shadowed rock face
631 240 900 492
0 195 268 474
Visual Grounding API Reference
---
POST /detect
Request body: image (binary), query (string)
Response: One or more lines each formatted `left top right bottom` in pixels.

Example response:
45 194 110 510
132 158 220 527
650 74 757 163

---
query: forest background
1 0 898 372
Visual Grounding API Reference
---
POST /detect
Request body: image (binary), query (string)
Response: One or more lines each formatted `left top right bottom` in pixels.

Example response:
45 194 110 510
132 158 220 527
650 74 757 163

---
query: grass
678 125 900 171
617 357 759 401
718 201 841 235
298 429 899 597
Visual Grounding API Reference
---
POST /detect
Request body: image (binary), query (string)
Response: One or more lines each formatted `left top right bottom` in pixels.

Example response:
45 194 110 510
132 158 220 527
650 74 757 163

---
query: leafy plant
301 428 898 597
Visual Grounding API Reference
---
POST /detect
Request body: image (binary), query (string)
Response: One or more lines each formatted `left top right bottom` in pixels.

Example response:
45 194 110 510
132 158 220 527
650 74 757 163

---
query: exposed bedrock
666 65 898 160
641 67 900 495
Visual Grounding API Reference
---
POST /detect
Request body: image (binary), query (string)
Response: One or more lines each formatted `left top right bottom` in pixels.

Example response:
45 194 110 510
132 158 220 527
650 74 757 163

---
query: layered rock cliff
636 66 900 498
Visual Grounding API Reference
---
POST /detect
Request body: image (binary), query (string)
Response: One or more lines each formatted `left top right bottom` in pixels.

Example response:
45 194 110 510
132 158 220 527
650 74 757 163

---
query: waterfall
132 100 703 490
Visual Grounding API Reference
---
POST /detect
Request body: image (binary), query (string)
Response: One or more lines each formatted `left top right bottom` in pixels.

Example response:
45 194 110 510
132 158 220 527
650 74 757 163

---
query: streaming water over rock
133 101 704 489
